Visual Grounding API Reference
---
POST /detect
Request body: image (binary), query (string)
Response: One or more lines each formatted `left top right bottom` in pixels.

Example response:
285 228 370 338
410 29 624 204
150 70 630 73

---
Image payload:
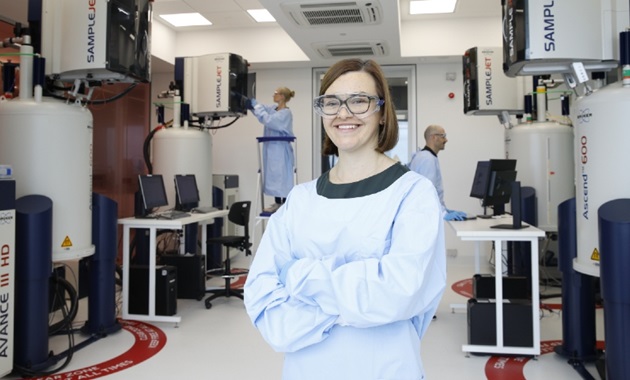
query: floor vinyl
7 252 605 380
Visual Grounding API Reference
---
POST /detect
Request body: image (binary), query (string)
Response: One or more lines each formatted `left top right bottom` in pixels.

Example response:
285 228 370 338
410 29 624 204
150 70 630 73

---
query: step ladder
252 136 297 250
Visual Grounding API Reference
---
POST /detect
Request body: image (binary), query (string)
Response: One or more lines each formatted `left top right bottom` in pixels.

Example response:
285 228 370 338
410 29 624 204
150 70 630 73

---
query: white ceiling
151 0 500 30
1 0 501 70
152 0 501 67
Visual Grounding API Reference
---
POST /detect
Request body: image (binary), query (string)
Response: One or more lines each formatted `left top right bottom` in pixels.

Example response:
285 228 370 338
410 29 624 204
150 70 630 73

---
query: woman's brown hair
319 58 398 156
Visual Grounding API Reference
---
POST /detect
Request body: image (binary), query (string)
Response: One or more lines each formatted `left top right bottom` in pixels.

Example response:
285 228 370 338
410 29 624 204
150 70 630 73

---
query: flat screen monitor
138 174 169 211
470 161 491 199
469 159 517 216
486 169 518 207
174 174 200 210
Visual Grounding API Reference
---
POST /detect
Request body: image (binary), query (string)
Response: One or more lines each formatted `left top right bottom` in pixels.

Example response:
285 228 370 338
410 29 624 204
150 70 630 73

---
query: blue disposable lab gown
252 103 295 198
408 148 446 214
244 166 446 380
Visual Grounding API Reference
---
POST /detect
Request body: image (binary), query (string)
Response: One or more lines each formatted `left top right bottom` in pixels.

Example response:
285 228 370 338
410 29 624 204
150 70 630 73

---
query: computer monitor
470 161 491 199
470 159 517 216
138 174 169 211
174 174 200 211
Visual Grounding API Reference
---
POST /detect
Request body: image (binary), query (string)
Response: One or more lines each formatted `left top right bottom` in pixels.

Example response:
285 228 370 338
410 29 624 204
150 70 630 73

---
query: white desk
119 210 228 324
448 216 545 356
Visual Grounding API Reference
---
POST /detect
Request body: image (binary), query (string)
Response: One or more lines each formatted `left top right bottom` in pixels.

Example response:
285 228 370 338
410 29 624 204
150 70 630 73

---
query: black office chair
204 200 252 309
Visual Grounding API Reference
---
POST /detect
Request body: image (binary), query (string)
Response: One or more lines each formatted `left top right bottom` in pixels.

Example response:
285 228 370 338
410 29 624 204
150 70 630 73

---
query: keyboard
192 206 218 214
154 210 190 220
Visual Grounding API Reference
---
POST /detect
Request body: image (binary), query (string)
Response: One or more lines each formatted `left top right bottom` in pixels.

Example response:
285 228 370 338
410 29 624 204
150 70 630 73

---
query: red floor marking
541 302 562 310
484 340 562 380
453 278 605 378
452 278 473 298
485 340 605 379
214 268 247 289
231 275 246 289
29 319 166 380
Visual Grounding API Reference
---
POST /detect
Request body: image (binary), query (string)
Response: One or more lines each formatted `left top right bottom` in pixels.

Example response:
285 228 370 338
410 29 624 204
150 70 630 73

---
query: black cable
568 358 598 380
201 115 241 129
142 125 164 174
46 82 139 105
49 276 79 335
540 293 562 299
115 264 123 287
86 82 139 105
13 275 78 378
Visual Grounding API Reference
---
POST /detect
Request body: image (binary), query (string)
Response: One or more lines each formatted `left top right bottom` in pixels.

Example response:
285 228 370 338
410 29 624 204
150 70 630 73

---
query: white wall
415 62 505 254
170 27 309 64
151 21 177 65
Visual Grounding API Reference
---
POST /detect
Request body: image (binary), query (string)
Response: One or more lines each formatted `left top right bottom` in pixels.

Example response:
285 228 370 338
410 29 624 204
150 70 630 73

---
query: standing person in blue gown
408 124 467 221
244 58 446 380
248 87 295 213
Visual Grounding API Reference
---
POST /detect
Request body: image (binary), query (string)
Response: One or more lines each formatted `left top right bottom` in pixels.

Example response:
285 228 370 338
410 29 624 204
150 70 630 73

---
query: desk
119 210 228 324
448 216 545 356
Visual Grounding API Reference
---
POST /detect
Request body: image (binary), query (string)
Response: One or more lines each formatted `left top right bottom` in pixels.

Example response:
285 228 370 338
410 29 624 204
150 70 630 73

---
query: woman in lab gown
244 59 446 380
250 87 295 212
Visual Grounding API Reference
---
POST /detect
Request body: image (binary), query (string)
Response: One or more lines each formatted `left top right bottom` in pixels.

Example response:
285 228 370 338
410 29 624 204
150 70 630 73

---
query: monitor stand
490 181 529 229
490 222 530 230
477 204 504 219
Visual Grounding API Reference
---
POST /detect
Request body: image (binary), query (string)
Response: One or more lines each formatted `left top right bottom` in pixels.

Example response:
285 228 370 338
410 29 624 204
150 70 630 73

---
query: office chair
205 200 252 309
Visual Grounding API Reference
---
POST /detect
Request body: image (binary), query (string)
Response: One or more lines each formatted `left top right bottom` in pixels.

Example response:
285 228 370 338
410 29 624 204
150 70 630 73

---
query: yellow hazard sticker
591 248 600 261
61 236 73 248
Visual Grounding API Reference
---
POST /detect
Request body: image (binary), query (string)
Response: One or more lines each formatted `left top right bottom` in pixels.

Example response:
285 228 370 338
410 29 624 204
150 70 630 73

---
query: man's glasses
433 133 447 138
313 94 384 119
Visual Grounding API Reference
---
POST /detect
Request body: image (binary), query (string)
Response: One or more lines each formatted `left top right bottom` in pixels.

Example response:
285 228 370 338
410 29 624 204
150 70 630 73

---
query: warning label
591 248 600 261
61 236 73 248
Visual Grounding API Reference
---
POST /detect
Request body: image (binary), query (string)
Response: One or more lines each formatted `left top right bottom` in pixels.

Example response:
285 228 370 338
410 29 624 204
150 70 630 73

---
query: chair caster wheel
205 299 212 309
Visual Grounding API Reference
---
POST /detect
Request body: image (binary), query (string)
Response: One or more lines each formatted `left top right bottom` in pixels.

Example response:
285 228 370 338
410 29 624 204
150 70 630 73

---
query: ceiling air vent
281 1 382 27
313 41 388 58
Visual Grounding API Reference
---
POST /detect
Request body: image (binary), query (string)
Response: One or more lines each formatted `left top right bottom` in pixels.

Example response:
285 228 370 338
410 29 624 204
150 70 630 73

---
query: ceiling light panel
247 9 276 22
410 0 457 15
159 13 212 27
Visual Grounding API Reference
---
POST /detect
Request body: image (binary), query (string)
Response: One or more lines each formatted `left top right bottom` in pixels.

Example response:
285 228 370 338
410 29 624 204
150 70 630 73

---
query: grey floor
11 251 606 380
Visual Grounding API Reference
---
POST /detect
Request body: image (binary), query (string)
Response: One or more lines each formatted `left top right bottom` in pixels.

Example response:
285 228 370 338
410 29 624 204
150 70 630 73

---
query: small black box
160 254 206 300
467 298 533 348
473 274 530 300
129 265 177 316
0 179 16 210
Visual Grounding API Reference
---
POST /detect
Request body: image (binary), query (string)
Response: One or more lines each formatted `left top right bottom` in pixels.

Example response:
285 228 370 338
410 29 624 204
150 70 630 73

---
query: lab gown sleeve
252 104 293 134
244 171 446 353
243 201 339 352
282 176 445 329
409 149 446 213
